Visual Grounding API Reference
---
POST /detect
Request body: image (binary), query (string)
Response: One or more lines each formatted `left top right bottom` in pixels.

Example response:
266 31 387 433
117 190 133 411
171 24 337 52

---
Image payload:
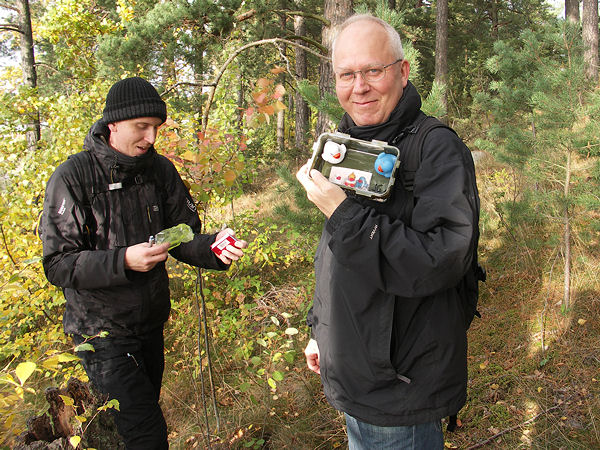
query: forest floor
158 158 600 449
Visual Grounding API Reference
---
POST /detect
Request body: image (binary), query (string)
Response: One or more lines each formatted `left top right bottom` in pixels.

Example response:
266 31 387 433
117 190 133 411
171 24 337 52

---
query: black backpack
393 113 486 330
393 114 486 432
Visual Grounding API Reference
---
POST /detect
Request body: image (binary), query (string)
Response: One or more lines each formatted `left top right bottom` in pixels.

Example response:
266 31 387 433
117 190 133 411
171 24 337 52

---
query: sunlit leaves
246 73 287 128
159 121 248 204
15 362 36 385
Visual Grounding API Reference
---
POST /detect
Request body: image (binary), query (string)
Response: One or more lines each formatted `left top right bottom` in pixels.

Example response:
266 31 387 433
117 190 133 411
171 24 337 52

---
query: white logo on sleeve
58 198 66 215
186 198 197 212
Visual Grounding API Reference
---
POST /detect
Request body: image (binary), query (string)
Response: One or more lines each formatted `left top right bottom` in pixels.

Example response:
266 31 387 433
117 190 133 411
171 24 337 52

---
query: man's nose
352 72 370 92
144 128 157 144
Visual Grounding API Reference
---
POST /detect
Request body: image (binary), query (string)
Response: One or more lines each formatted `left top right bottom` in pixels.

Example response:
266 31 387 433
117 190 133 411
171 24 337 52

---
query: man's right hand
124 242 169 272
304 338 321 375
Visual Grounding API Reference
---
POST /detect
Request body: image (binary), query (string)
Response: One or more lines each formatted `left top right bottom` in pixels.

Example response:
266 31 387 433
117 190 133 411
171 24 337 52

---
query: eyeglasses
335 59 403 86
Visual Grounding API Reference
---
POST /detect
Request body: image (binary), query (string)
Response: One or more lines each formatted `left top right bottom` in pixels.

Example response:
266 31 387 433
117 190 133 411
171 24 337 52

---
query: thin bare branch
0 3 19 12
202 38 328 132
0 23 22 34
161 81 216 99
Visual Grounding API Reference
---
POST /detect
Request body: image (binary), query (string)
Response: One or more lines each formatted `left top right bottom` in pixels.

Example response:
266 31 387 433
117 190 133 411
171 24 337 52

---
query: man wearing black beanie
40 77 248 449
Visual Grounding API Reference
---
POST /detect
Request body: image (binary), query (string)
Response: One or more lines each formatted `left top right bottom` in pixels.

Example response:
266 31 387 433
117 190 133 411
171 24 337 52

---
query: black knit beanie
102 77 167 124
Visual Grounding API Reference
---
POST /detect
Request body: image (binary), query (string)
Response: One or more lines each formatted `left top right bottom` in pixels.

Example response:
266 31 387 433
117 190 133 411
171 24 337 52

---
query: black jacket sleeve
41 161 131 290
325 128 477 298
156 156 228 270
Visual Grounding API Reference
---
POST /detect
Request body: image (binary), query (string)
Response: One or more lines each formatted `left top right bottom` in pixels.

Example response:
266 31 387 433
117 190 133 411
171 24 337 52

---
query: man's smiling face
333 20 409 127
108 117 163 157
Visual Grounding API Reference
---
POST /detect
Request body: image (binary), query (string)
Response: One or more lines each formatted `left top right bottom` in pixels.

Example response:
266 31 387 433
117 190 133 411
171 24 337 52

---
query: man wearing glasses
296 14 480 449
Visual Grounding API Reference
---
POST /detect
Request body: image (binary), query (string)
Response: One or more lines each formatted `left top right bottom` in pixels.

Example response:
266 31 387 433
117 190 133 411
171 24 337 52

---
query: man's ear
400 59 410 88
107 122 117 133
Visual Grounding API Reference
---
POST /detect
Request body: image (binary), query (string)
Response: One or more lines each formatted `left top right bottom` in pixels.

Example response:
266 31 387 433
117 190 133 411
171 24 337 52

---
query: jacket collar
83 119 156 174
337 80 422 144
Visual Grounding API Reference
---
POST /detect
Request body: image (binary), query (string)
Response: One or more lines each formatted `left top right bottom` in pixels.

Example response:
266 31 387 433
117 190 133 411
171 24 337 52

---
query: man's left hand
214 228 248 265
296 162 347 218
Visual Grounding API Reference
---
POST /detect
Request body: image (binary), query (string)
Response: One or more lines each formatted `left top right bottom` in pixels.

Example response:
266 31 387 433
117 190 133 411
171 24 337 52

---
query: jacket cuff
326 197 361 235
115 247 131 282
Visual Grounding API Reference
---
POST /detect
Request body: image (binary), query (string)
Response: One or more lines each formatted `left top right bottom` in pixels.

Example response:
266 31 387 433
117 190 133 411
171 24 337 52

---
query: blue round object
374 153 396 178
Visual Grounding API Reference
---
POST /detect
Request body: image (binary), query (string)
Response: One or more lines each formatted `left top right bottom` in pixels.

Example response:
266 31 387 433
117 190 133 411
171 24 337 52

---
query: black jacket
41 120 226 338
308 82 479 426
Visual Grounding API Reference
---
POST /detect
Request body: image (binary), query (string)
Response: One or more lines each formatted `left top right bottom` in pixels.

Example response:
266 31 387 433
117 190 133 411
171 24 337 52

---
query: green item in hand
154 223 194 250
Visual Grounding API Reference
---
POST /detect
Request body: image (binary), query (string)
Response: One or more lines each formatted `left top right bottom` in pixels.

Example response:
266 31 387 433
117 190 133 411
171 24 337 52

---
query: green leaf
23 256 43 265
267 378 276 389
272 371 284 381
74 343 95 352
15 362 36 385
284 327 298 336
270 316 280 326
250 356 261 366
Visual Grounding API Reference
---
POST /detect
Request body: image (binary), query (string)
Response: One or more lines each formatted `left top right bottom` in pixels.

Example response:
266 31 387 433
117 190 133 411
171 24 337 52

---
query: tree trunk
434 0 448 121
582 0 599 81
277 2 287 153
316 0 352 136
16 0 40 151
193 48 204 134
565 0 580 23
294 15 310 152
490 0 499 41
388 0 396 9
237 77 245 132
563 150 572 309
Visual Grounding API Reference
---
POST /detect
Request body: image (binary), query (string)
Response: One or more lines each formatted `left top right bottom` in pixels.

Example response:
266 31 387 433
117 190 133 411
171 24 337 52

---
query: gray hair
331 14 404 67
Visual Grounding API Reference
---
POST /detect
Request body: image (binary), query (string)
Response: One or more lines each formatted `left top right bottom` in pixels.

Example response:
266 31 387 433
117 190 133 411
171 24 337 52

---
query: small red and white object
211 233 239 256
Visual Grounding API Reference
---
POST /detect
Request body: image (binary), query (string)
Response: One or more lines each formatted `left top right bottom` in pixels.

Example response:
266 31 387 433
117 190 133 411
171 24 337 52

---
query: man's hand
304 338 321 375
296 162 347 218
124 241 170 272
214 228 248 265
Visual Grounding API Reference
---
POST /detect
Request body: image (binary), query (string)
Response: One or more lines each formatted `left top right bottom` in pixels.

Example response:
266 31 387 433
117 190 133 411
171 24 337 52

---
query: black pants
74 328 169 449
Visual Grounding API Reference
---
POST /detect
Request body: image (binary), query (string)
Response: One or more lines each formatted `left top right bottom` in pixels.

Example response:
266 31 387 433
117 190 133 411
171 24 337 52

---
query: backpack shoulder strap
67 150 96 205
393 113 455 192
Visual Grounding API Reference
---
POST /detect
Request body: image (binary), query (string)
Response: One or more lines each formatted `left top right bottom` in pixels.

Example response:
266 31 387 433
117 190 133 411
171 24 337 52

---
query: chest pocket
91 175 165 249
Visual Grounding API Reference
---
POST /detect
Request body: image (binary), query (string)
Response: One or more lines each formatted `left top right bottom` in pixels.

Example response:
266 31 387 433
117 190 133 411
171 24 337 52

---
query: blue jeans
345 413 444 450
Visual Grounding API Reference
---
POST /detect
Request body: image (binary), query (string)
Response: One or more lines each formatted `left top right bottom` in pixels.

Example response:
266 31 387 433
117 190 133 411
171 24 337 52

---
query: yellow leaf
479 360 489 370
15 362 36 385
537 386 542 393
58 353 79 363
42 356 60 370
578 318 587 325
60 395 74 406
491 383 499 390
69 435 81 448
273 100 287 113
